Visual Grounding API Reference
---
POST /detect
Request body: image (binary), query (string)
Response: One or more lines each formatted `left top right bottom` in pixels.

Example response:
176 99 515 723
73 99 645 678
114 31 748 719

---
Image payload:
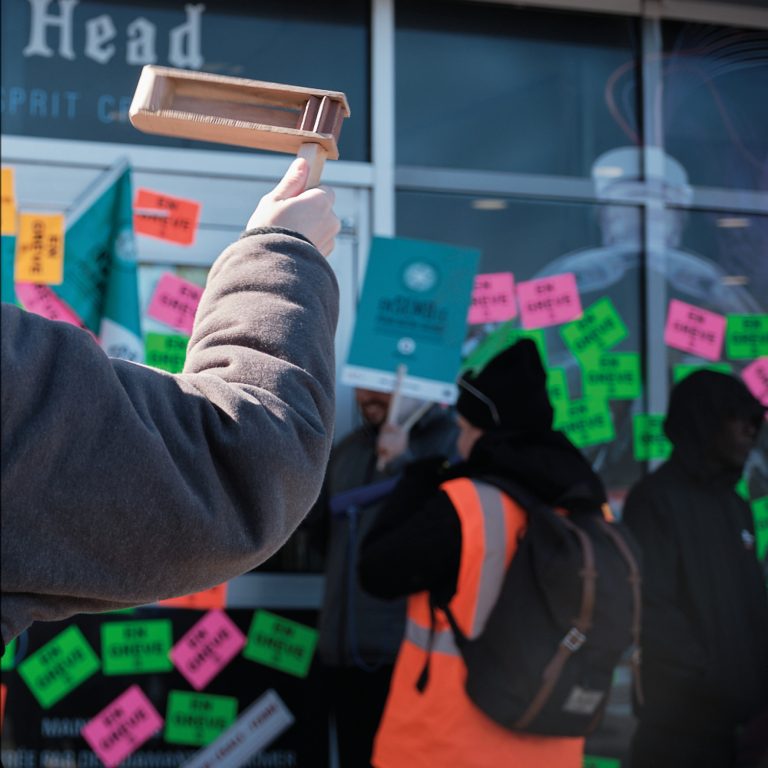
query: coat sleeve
0 228 339 642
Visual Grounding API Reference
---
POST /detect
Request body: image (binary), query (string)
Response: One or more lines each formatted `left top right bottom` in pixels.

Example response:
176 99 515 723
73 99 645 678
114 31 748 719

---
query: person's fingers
270 158 310 201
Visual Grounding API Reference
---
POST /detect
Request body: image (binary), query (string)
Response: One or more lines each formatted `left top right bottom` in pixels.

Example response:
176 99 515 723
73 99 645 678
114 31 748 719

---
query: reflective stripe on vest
404 478 522 652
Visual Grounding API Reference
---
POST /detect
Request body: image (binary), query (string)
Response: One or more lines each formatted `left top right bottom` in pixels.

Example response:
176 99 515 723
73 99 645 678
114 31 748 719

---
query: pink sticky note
742 358 768 406
170 610 246 691
516 273 582 329
146 273 203 335
468 272 517 325
664 299 726 362
81 685 163 768
15 283 90 331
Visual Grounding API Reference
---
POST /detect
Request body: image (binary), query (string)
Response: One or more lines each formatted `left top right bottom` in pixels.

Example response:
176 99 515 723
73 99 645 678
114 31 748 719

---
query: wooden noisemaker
129 65 350 188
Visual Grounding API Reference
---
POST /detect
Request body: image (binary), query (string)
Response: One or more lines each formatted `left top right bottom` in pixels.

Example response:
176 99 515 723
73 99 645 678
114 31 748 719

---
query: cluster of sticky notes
146 272 204 336
133 188 201 246
243 611 318 679
145 332 190 373
468 272 517 325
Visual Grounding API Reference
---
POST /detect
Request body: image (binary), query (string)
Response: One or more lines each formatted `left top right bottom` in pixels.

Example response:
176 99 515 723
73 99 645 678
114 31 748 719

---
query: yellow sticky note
15 212 65 285
1 167 17 236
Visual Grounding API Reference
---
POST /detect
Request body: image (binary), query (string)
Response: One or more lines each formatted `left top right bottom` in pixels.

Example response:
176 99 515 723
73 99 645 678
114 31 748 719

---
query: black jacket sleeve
358 458 462 605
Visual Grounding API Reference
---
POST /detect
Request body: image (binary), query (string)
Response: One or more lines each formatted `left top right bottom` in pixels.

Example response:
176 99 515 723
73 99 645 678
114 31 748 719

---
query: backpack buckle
562 627 587 652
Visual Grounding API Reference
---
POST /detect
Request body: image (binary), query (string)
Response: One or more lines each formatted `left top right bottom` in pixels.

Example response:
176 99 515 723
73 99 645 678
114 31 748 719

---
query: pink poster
467 272 517 325
664 299 726 361
15 283 90 332
170 610 246 691
81 685 163 768
742 358 768 406
516 273 582 329
146 273 203 335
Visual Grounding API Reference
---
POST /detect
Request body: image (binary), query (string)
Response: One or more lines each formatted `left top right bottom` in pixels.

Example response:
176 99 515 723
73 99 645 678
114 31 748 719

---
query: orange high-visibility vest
371 478 584 768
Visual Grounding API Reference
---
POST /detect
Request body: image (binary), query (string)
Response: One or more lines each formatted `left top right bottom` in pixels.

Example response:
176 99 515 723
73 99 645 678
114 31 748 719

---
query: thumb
271 158 309 201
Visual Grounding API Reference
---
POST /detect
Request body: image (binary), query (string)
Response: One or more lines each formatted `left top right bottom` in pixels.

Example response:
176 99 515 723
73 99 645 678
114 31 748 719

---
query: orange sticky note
158 582 228 610
1 167 17 236
15 212 65 284
134 188 200 246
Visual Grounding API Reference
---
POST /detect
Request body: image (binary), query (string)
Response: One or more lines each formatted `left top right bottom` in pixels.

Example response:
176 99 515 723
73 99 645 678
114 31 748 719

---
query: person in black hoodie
357 339 607 765
623 370 768 768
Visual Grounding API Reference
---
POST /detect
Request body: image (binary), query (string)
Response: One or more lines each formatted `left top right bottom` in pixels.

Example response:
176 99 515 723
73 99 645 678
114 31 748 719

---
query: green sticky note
164 690 238 746
461 323 547 375
726 315 768 360
243 610 318 678
583 352 642 400
18 626 100 708
101 619 173 675
554 398 615 448
546 367 569 419
560 297 628 362
583 756 621 768
735 476 750 502
633 414 672 462
752 497 768 561
145 332 189 373
1 637 17 670
673 362 732 383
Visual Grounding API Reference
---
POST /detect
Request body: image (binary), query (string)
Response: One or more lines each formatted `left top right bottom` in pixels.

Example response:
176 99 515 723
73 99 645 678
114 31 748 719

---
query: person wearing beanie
357 339 607 768
623 370 768 768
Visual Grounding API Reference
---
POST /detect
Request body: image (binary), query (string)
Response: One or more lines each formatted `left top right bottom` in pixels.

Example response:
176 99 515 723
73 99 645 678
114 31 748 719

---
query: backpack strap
513 516 597 729
597 517 644 707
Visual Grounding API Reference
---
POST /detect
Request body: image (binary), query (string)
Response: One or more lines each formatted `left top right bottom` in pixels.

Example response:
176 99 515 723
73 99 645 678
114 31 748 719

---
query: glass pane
661 22 768 190
395 2 641 176
1 1 369 161
396 190 645 505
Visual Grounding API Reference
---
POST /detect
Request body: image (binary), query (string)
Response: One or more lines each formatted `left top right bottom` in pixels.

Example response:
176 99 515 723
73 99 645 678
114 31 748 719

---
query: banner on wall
342 236 479 403
2 158 144 362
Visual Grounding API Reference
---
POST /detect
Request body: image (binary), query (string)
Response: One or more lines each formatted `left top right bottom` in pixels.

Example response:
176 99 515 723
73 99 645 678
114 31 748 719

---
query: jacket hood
665 370 765 482
457 427 607 513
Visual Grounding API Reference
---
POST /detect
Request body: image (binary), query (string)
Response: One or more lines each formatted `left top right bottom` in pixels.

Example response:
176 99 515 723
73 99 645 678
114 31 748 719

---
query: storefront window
1 0 369 161
396 189 645 506
661 22 768 190
395 1 641 176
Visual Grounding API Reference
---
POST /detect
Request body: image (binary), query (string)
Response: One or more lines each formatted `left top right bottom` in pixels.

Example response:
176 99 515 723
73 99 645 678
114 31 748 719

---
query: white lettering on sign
23 0 205 68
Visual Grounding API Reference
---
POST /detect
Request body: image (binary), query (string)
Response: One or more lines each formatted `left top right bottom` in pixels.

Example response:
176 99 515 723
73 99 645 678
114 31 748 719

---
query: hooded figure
623 370 768 768
358 340 605 768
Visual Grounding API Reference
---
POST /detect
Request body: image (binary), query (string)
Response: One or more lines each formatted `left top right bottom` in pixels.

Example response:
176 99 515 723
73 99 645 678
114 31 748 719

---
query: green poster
584 756 621 768
673 362 732 383
583 352 642 400
726 315 768 360
18 626 100 708
1 637 17 670
343 236 480 403
554 398 615 448
145 332 190 373
560 297 628 362
101 619 173 675
633 414 672 462
546 366 569 420
461 323 547 375
753 497 768 562
165 690 238 746
244 610 318 678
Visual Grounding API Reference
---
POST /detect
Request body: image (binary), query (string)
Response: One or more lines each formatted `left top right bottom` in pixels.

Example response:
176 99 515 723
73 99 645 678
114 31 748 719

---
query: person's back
623 370 768 768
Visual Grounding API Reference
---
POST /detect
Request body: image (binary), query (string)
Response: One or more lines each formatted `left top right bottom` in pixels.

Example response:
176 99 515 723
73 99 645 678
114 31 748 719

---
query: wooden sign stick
129 66 350 188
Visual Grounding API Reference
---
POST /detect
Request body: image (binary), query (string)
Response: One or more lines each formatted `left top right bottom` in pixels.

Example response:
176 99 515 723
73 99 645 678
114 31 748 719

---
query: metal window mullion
641 11 669 470
371 0 396 243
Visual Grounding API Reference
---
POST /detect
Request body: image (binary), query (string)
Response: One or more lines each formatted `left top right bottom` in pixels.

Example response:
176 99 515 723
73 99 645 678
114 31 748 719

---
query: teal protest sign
343 237 479 403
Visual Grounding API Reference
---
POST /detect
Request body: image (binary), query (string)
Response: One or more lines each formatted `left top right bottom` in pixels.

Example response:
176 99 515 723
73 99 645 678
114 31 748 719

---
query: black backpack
437 477 643 738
